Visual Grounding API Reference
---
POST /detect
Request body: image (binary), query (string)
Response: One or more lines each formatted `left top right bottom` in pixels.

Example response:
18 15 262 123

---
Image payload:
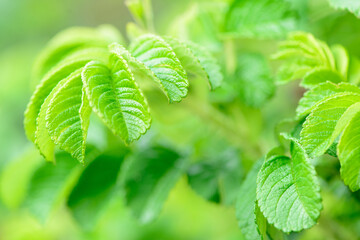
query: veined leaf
33 25 123 80
82 47 151 144
337 111 360 191
34 77 70 162
236 159 263 240
182 41 223 89
129 34 189 102
257 139 322 232
300 93 360 157
25 49 108 143
329 0 360 18
163 37 209 81
296 82 360 118
46 69 91 163
224 0 299 39
121 146 184 223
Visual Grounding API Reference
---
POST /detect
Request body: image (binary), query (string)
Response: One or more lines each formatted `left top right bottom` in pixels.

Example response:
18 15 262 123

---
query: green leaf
300 93 360 157
224 0 299 39
301 68 343 88
182 41 223 89
34 77 70 162
337 111 360 191
129 34 189 102
121 145 185 223
232 53 274 107
296 82 360 118
187 148 242 205
329 0 360 18
236 159 263 240
82 46 151 144
331 44 349 79
273 32 336 83
24 50 107 143
257 139 322 232
24 152 82 223
33 25 123 80
125 0 154 32
163 37 209 82
67 151 124 230
46 69 91 163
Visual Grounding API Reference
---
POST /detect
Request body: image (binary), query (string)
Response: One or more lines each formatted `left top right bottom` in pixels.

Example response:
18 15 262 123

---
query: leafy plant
2 0 360 239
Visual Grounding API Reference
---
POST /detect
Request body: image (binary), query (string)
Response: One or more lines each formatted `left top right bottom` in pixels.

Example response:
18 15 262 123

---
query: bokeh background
1 0 360 239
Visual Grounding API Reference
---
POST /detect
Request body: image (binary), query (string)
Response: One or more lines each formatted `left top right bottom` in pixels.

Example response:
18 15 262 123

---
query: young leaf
296 82 360 118
121 146 185 223
67 152 125 230
25 53 107 143
273 32 337 84
82 47 151 144
300 93 360 158
331 44 349 79
257 139 322 232
224 0 298 39
34 77 70 162
337 111 360 191
129 34 189 102
46 69 91 163
236 159 263 240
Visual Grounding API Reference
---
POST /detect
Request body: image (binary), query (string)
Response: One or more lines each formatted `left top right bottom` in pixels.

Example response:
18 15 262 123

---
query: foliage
2 0 360 239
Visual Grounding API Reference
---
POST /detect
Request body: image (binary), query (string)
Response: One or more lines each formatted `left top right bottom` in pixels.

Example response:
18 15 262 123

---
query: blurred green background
1 0 360 239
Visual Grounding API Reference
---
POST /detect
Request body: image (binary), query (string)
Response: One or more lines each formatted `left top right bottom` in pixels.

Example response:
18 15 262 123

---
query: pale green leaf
46 69 91 163
296 82 360 118
337 111 360 191
236 159 263 240
329 0 360 18
33 25 123 80
0 149 42 209
129 34 189 102
274 32 336 83
331 44 349 79
257 139 322 232
300 93 360 157
82 47 151 143
348 56 360 85
224 0 298 39
301 68 343 88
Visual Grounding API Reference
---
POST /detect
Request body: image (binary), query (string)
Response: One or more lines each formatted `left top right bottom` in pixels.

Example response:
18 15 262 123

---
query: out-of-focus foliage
2 0 360 239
